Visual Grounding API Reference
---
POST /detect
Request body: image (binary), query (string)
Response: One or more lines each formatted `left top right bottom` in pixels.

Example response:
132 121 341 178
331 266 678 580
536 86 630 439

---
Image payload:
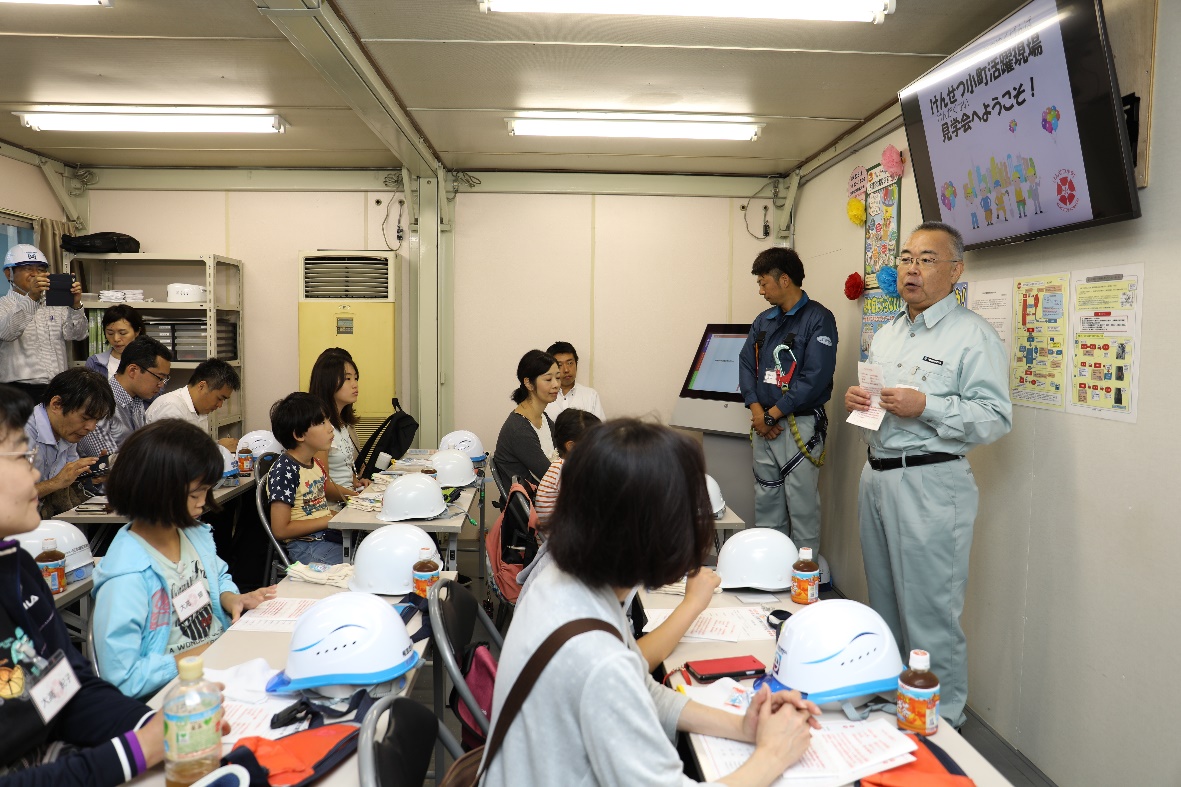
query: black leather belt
867 449 961 471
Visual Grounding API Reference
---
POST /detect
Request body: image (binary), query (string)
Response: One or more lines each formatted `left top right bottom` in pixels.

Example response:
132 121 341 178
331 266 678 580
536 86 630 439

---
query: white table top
55 478 257 526
129 574 446 786
53 575 92 608
329 485 476 535
715 506 745 530
640 587 1012 786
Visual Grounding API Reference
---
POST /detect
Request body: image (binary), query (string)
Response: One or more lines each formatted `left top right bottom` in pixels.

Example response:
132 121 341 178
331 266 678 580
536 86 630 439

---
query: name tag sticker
29 653 80 724
173 582 211 623
922 356 945 366
763 370 778 384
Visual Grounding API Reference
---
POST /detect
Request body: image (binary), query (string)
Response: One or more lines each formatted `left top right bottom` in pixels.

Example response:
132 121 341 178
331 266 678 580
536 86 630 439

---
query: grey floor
425 524 1058 787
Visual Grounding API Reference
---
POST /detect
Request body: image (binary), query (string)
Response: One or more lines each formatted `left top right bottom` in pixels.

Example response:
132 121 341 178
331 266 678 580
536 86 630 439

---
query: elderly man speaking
845 221 1011 729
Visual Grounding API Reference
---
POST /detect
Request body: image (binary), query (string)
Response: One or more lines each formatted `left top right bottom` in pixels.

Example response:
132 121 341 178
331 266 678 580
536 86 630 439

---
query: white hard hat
430 449 476 487
348 524 440 596
3 244 48 270
817 554 832 589
439 430 486 460
377 473 446 522
266 592 418 697
14 521 94 583
755 599 904 707
716 527 797 591
237 430 283 458
217 444 238 475
705 474 726 519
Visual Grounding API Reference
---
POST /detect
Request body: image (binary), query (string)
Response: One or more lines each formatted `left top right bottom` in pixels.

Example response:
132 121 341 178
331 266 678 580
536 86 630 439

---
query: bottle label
791 569 819 605
237 452 254 473
897 682 940 736
38 560 66 595
413 567 441 597
164 703 224 761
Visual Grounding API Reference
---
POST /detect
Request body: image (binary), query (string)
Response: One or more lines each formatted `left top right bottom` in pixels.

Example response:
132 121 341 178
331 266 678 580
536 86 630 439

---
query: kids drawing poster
913 0 1092 246
1011 273 1069 410
863 164 900 290
1066 263 1143 423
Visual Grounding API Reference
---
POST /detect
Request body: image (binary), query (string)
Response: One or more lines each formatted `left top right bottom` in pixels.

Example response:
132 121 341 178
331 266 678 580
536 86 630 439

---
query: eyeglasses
144 368 170 385
0 447 38 465
894 255 960 269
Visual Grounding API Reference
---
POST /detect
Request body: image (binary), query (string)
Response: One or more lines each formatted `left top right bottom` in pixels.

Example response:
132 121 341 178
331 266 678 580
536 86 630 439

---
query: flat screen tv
899 0 1139 251
678 324 750 403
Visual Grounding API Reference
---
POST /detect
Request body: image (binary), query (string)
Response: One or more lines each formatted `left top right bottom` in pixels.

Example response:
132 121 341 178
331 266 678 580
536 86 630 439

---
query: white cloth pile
284 561 354 588
99 289 146 302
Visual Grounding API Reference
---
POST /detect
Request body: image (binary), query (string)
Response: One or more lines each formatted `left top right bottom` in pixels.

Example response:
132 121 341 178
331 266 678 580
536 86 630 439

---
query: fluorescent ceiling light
480 0 895 23
15 110 286 134
507 113 763 141
0 0 111 5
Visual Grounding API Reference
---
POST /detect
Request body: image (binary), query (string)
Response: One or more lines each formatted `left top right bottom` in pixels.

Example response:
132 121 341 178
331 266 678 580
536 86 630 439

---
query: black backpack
61 232 141 254
354 398 419 479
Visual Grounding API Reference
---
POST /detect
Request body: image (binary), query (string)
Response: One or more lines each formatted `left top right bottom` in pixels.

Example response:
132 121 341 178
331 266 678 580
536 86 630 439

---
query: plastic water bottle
162 656 223 787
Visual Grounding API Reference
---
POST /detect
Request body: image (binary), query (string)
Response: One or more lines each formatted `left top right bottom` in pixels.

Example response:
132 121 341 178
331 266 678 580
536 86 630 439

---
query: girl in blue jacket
92 419 275 700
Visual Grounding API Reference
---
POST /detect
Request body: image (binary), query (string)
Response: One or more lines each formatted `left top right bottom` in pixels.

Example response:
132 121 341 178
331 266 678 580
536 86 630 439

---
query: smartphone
76 454 112 481
685 655 766 683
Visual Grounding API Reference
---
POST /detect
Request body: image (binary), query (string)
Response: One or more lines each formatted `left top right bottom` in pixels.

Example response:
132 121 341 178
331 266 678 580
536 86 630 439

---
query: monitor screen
899 0 1139 251
679 324 751 403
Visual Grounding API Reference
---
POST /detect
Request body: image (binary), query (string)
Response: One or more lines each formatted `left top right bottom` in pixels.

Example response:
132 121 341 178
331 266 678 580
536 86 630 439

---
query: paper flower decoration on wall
844 272 865 301
847 197 866 226
876 264 899 298
881 144 904 179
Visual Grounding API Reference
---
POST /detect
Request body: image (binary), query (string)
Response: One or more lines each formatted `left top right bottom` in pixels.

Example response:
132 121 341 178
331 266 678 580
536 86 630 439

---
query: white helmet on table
817 554 832 589
266 592 418 697
14 520 93 583
755 599 903 707
237 430 284 458
439 430 486 460
348 524 440 596
704 474 726 519
716 527 797 591
377 473 446 522
430 449 476 487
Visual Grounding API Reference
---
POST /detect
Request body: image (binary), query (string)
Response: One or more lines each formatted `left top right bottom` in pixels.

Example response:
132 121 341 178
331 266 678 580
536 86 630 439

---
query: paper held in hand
847 362 887 430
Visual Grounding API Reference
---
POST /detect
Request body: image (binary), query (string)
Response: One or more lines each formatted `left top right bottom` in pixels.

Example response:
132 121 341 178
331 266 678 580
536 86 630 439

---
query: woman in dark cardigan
493 349 562 489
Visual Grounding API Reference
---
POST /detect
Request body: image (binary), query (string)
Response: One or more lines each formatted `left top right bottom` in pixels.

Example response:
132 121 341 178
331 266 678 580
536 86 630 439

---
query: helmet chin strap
841 698 896 721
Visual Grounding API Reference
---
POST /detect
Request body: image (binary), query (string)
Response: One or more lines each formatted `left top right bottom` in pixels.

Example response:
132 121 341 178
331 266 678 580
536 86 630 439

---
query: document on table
695 718 917 786
642 607 776 642
230 598 319 632
846 362 887 430
204 658 308 749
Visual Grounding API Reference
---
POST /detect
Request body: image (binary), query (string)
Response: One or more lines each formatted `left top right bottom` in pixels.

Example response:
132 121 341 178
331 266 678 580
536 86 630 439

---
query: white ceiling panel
0 0 281 39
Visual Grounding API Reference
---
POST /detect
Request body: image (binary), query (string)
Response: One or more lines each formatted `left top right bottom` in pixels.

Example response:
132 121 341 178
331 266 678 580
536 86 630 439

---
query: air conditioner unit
298 252 400 447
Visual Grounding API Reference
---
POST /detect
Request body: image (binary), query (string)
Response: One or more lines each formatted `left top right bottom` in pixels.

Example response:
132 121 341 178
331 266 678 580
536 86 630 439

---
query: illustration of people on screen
965 185 980 229
1015 182 1027 218
981 191 993 225
994 186 1009 222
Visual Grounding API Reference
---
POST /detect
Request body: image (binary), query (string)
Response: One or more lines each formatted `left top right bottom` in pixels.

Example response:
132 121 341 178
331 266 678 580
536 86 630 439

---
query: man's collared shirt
861 291 1012 456
23 403 78 482
0 290 88 385
544 382 605 422
79 377 146 458
145 386 209 432
738 291 839 417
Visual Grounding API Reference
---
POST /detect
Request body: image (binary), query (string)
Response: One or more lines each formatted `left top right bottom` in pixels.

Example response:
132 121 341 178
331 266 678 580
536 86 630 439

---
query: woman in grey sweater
493 349 561 488
480 420 820 787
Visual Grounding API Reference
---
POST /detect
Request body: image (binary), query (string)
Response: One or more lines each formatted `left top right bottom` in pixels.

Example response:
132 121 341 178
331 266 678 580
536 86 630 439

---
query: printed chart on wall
1067 264 1143 422
915 0 1092 247
1011 273 1068 409
863 164 900 290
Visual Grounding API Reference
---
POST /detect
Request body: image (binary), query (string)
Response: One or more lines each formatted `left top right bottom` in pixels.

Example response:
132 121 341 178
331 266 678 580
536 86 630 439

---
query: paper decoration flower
881 144 904 179
844 272 865 300
847 197 866 226
877 264 899 297
1042 106 1060 134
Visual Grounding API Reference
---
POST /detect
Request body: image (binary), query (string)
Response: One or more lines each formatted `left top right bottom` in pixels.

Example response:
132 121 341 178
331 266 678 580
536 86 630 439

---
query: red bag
450 643 498 750
485 481 538 604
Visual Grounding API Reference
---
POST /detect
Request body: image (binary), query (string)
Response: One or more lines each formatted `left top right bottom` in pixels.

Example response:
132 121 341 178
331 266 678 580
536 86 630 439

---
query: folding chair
358 695 463 787
253 467 292 587
428 578 504 742
86 612 100 678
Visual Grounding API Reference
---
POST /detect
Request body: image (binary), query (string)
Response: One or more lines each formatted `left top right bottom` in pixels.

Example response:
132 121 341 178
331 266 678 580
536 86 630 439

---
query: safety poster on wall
1066 263 1143 423
1010 273 1069 410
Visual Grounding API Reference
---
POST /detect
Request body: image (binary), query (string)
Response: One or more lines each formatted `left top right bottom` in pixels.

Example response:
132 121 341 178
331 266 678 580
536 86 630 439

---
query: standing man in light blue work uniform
846 221 1011 728
739 248 838 556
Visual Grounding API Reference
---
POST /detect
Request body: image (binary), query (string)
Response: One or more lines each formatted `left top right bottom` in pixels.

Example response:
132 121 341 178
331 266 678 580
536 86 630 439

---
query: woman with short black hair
85 304 145 380
492 349 561 488
482 419 819 787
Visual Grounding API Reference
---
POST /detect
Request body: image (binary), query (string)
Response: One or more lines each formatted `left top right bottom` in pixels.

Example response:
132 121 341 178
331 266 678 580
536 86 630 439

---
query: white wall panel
0 155 66 222
88 191 227 254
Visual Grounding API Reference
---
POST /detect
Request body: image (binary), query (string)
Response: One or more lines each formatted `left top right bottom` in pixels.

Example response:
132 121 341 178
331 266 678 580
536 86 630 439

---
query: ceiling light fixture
15 110 286 134
506 113 764 141
480 0 895 24
0 0 112 6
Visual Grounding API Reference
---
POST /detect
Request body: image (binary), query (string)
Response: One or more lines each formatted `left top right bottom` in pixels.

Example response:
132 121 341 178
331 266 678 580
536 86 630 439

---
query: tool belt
866 449 961 471
754 408 828 489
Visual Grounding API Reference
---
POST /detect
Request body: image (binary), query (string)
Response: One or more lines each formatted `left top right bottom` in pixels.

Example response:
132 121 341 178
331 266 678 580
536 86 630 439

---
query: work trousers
858 457 978 727
752 414 821 555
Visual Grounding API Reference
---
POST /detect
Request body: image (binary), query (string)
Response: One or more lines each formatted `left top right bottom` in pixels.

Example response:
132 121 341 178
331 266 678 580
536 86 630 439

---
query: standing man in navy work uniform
738 248 838 555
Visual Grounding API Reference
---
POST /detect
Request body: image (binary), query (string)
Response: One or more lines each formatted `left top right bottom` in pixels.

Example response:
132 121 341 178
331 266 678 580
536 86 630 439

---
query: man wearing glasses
845 221 1011 730
0 245 88 403
79 335 172 461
